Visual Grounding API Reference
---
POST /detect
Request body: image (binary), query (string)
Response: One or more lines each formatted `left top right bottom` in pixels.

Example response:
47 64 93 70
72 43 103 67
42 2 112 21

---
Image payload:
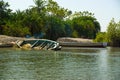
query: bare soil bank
0 35 26 44
57 37 93 43
0 35 93 44
0 35 93 48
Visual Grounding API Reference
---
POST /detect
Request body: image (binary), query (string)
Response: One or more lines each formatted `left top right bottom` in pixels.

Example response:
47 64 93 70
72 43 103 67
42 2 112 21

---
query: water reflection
0 48 120 80
98 49 109 80
62 47 101 53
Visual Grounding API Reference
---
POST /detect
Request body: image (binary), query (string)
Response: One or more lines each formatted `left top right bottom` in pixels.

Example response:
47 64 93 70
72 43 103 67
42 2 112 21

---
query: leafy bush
94 32 107 42
3 25 30 37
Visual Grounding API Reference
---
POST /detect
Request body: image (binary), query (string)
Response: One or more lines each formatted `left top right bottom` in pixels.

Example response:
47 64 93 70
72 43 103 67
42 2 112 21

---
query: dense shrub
3 25 30 37
94 32 107 42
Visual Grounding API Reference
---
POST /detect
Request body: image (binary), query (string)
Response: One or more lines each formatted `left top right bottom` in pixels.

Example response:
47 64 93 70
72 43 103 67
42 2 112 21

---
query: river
0 47 120 80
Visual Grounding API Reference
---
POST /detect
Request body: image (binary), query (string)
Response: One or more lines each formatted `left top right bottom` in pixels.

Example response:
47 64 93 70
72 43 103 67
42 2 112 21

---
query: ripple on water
0 48 120 80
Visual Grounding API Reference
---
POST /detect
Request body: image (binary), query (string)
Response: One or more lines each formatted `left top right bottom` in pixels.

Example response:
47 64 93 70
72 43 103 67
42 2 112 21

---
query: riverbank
0 35 93 46
57 37 93 43
0 35 107 48
57 37 107 48
0 35 34 48
0 35 25 44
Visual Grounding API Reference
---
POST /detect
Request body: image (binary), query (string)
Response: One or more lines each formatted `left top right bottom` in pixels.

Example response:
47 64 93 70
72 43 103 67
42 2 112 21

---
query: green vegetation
0 1 115 47
107 18 120 47
71 11 100 38
94 18 120 47
1 0 119 47
0 0 101 40
94 32 107 42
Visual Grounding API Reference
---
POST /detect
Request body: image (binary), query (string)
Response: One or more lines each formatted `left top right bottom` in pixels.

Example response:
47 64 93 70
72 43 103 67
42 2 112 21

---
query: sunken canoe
16 39 61 50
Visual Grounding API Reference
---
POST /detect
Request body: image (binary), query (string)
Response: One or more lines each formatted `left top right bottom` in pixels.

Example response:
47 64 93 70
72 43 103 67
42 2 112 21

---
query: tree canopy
0 0 11 34
71 11 100 38
0 0 101 40
107 18 120 47
94 18 120 47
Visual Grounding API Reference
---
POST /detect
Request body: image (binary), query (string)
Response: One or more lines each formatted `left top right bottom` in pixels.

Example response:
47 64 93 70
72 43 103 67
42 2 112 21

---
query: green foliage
3 22 30 37
45 16 66 40
94 32 107 42
46 0 71 19
0 0 11 34
72 30 79 38
0 0 11 22
71 12 100 38
32 0 46 14
107 18 120 47
1 0 101 40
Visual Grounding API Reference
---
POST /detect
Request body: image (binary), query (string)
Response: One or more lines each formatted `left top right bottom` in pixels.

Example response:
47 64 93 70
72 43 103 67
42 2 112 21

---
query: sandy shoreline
0 35 33 48
0 35 93 48
0 35 93 44
0 35 25 44
57 37 93 43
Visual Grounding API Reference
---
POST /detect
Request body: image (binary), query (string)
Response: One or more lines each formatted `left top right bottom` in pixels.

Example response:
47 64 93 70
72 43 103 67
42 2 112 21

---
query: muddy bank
0 35 94 48
0 36 93 45
0 35 34 47
0 35 25 44
57 37 93 43
57 37 107 47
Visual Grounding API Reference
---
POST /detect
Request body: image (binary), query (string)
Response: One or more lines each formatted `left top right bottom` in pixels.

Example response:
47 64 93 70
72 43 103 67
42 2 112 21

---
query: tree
46 0 71 19
71 11 100 38
25 0 47 36
94 32 107 42
107 18 120 47
3 10 30 37
64 19 73 37
32 0 46 13
45 15 66 40
23 9 44 36
1 0 101 40
3 23 30 37
0 0 11 34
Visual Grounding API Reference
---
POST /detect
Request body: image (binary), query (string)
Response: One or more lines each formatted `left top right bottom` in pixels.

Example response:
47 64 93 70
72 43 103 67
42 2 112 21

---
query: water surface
0 47 120 80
